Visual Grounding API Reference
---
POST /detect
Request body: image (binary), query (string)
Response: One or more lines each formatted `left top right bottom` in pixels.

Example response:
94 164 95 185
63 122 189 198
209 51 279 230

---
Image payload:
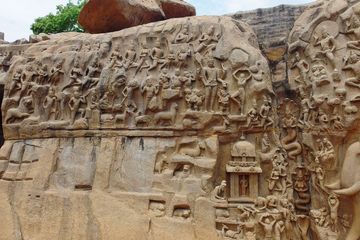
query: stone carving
0 1 358 239
288 1 360 239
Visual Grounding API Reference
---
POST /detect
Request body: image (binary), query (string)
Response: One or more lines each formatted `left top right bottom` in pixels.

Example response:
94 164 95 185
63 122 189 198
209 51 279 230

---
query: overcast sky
0 0 314 42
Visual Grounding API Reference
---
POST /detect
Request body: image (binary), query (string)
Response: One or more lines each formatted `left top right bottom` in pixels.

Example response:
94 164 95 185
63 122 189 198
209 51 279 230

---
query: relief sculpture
0 1 358 239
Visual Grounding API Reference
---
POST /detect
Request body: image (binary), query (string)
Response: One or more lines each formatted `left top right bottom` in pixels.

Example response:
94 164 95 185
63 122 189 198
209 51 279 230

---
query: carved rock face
78 0 196 33
1 1 360 239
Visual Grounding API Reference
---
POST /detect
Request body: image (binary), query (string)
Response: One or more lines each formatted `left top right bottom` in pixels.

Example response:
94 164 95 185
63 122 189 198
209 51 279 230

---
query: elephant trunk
345 193 360 240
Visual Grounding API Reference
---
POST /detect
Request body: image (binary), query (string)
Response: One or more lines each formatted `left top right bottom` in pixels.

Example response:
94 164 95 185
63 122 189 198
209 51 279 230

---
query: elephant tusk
325 180 341 190
334 182 360 196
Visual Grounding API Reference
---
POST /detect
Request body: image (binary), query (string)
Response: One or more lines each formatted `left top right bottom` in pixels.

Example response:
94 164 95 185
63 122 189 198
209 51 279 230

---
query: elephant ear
334 182 360 196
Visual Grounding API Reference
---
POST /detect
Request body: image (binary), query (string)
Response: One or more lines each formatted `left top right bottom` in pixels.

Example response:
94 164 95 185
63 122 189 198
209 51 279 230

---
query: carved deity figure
201 58 225 112
148 40 166 71
9 68 23 96
64 58 83 90
43 87 58 121
124 41 137 69
259 97 274 130
135 41 150 73
49 60 64 85
196 25 219 53
68 87 86 124
343 51 360 89
83 56 101 90
247 100 259 128
291 51 310 83
217 83 230 113
231 70 252 115
141 75 159 112
122 79 139 110
314 27 336 67
174 24 191 43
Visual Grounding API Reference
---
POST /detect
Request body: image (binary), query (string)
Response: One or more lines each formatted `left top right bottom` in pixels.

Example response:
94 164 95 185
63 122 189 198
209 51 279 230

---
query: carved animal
173 208 191 219
135 114 152 126
281 127 302 160
178 141 205 157
154 103 178 125
331 141 360 240
5 96 32 123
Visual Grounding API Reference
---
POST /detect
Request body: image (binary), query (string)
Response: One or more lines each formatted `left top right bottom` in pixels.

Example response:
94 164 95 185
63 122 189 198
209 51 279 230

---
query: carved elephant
332 141 360 240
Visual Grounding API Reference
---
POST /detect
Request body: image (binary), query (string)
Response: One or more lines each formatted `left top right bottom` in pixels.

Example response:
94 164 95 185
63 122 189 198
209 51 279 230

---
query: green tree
31 0 86 35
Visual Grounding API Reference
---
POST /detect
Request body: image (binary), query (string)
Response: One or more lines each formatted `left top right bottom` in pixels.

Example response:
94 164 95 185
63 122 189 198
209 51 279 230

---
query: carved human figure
313 27 336 67
135 41 150 73
124 41 137 69
201 58 225 112
83 56 101 90
9 68 23 96
159 68 171 89
291 51 310 83
261 133 271 153
328 194 339 231
141 75 159 112
274 220 285 240
64 57 83 90
122 80 139 110
36 63 48 85
221 224 241 239
148 40 165 71
259 214 276 240
311 63 330 87
343 51 360 89
345 8 360 38
268 153 288 195
231 70 252 115
43 87 58 121
184 88 204 111
217 83 230 113
49 60 64 85
212 180 227 201
239 176 249 196
30 83 49 119
176 47 192 69
68 87 86 124
174 24 191 43
247 100 259 128
299 91 314 128
99 40 111 56
196 25 219 53
161 49 176 69
182 70 195 88
170 69 182 90
259 97 274 130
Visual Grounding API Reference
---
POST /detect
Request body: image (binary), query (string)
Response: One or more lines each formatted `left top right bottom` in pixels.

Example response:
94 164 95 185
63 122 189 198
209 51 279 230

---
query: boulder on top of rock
78 0 196 34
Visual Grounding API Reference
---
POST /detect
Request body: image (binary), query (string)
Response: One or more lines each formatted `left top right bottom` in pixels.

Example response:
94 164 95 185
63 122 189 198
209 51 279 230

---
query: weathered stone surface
0 1 359 239
78 0 196 34
232 4 308 84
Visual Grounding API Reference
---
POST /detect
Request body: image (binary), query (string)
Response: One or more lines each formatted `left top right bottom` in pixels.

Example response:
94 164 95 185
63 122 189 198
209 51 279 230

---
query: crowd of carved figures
2 2 360 240
3 21 274 135
208 2 360 240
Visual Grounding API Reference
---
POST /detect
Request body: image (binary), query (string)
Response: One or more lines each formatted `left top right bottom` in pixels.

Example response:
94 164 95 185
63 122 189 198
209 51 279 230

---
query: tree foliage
31 0 86 35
